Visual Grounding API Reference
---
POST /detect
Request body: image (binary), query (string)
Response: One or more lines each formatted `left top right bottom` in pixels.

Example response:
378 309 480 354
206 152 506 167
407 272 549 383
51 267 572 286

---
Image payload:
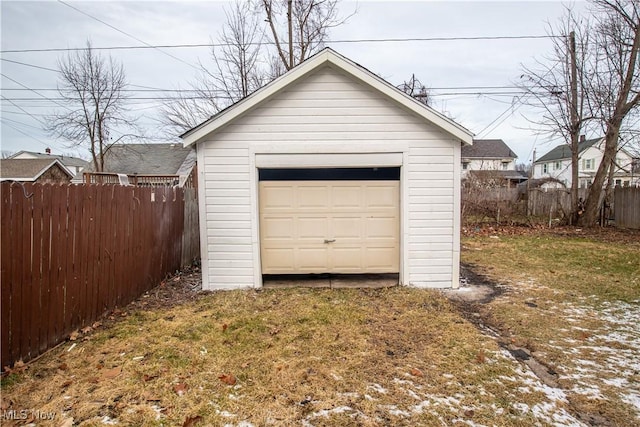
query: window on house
582 159 594 170
501 162 509 170
462 162 469 170
554 161 561 170
615 179 622 187
542 163 548 174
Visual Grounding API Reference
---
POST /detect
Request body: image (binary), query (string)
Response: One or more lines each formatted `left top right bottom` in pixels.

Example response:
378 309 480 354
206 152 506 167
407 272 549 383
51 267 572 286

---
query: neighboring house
181 48 473 291
0 158 73 183
461 139 526 187
9 149 89 182
83 143 197 187
533 136 639 189
462 139 518 172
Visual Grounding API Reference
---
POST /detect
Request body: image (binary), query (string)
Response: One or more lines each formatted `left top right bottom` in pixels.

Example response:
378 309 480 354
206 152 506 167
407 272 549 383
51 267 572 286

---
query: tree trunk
578 128 620 226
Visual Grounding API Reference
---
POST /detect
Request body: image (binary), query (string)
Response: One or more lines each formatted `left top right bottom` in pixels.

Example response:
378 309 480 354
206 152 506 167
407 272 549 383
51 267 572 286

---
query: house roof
9 150 89 169
181 48 473 146
535 137 602 163
462 139 517 159
467 169 528 181
0 158 73 181
88 143 195 175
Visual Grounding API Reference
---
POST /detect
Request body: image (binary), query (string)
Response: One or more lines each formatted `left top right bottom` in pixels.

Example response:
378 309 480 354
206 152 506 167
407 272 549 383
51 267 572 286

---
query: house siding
198 65 460 289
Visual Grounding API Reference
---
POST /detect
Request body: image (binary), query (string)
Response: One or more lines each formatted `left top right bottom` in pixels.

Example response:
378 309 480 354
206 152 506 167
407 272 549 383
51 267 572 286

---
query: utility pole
569 30 580 225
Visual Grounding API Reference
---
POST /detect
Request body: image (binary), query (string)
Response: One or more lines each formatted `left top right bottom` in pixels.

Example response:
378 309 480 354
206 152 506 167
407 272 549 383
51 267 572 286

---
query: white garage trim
255 153 403 168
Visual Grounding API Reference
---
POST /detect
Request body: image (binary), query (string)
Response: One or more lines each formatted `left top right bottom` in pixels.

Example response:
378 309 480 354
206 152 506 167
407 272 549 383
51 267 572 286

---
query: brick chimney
45 147 51 154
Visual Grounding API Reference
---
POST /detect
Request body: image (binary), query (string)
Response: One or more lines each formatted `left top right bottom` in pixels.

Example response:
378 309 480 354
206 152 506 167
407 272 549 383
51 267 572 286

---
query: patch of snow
101 415 118 425
367 383 387 394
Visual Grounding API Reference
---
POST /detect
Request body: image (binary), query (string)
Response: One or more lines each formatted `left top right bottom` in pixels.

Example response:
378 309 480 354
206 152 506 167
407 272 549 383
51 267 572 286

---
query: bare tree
579 0 640 226
398 74 431 106
48 41 138 172
163 0 351 136
519 6 593 224
260 0 345 72
162 2 265 135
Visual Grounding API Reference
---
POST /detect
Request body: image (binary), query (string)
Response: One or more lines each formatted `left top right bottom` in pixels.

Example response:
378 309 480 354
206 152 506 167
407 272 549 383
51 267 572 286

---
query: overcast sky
1 1 590 162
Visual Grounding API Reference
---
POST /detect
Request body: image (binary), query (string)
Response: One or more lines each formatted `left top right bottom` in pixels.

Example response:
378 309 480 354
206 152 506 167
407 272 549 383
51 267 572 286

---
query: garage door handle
324 239 336 244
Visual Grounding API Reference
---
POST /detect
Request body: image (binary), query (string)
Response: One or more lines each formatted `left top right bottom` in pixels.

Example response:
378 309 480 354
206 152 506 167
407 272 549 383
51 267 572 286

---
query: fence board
1 182 201 369
1 185 13 365
615 187 640 229
11 184 25 363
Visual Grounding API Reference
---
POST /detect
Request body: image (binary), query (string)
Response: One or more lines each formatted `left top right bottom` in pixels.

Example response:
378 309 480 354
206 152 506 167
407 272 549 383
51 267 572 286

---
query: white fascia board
182 49 473 147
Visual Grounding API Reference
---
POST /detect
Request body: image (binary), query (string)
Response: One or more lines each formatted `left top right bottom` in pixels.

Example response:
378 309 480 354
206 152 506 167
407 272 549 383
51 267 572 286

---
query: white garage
182 48 473 290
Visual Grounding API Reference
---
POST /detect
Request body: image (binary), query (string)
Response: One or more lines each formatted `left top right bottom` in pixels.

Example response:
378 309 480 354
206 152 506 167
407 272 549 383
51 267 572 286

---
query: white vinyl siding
197 65 460 289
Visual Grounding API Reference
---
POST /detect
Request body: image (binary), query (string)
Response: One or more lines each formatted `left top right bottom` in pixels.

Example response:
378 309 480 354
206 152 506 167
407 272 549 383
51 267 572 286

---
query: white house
461 139 518 174
182 48 473 290
461 139 526 187
533 137 638 188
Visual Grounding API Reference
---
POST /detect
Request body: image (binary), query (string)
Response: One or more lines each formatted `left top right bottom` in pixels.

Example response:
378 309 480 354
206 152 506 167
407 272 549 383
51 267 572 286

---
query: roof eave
181 49 473 147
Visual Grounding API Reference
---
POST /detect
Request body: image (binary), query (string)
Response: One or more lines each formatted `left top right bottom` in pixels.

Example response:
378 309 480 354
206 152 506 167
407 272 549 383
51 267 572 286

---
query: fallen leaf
240 362 250 369
410 368 424 377
475 349 486 364
222 323 228 332
101 366 122 380
464 409 475 417
81 326 93 334
58 363 68 371
174 382 189 396
69 330 80 341
61 379 73 388
92 321 102 328
182 415 203 427
218 373 236 385
143 374 158 382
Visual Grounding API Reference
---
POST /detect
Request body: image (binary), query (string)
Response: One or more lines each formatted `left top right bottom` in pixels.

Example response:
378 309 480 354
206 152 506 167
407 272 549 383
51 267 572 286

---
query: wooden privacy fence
614 186 640 229
1 182 199 369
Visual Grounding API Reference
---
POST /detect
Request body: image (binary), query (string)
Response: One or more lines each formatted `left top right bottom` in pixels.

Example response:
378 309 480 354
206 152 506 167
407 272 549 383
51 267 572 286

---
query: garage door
259 179 399 274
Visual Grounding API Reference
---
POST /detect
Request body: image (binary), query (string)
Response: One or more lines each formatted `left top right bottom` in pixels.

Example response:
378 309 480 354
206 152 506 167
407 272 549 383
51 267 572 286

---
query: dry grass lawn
462 228 640 426
2 227 637 426
4 286 577 426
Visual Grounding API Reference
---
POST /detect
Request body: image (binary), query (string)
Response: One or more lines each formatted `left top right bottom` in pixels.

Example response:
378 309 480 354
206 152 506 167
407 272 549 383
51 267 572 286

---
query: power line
0 58 58 72
1 96 46 125
1 116 45 131
1 34 558 54
0 85 530 92
1 73 68 109
57 0 200 71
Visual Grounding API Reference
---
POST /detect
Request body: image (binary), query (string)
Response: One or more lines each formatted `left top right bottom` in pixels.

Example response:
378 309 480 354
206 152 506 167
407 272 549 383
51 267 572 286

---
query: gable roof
462 139 517 159
535 137 603 163
10 150 89 169
181 48 473 146
0 158 73 181
87 143 195 175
